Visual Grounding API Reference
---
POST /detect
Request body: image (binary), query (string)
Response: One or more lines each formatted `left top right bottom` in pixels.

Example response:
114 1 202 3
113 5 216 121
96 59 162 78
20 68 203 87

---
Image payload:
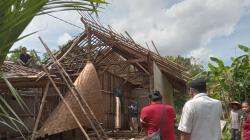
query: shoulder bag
144 106 167 140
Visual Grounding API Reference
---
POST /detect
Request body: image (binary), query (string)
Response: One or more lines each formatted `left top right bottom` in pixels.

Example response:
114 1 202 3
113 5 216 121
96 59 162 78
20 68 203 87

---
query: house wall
0 70 150 138
153 62 174 105
0 88 39 137
98 71 134 130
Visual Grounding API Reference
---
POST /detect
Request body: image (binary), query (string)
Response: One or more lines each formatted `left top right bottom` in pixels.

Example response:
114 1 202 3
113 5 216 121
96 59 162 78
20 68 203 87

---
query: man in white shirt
178 78 222 140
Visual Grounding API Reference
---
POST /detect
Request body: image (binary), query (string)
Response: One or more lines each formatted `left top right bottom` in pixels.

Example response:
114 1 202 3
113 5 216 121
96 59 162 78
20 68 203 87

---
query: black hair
194 86 206 93
149 90 162 102
190 78 207 93
243 100 250 105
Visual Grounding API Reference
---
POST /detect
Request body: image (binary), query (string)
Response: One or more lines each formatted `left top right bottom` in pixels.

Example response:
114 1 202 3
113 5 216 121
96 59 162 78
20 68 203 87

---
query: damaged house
0 17 189 139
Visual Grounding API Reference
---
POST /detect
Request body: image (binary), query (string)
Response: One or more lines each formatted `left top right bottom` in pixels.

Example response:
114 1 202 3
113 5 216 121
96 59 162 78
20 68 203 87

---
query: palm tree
0 0 105 139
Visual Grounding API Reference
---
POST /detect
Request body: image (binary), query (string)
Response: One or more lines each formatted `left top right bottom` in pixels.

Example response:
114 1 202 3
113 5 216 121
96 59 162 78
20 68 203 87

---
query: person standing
178 78 222 140
128 99 139 132
241 100 250 139
140 90 176 140
229 101 242 140
18 47 31 66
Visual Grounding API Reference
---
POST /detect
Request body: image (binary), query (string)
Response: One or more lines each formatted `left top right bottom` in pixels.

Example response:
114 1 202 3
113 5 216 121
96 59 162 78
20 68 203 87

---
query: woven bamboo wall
37 62 104 137
0 88 42 135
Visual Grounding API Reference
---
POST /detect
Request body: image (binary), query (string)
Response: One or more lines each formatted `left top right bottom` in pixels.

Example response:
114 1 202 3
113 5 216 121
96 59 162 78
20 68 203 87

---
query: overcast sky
13 0 250 66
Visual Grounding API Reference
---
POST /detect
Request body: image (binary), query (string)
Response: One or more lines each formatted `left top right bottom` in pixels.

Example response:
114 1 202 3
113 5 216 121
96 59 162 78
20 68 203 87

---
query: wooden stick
31 81 50 140
57 32 86 62
135 62 150 75
151 40 160 56
38 37 107 139
125 31 135 43
145 42 150 51
41 40 103 139
33 50 91 140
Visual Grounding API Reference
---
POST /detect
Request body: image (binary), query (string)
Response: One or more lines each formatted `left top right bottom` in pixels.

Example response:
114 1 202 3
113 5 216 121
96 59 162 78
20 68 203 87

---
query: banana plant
198 45 250 103
231 45 250 100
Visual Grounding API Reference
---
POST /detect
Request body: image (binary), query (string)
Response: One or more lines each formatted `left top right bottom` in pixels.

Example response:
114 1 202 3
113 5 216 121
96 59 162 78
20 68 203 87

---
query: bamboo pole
151 40 160 56
57 32 86 62
38 37 107 139
33 51 91 140
31 81 50 140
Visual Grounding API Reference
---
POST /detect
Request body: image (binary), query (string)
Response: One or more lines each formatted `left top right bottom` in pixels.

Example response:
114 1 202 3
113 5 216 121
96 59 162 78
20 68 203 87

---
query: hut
0 17 189 139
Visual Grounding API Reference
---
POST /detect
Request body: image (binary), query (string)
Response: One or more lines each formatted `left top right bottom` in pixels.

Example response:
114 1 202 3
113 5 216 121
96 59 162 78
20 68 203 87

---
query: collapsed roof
1 61 41 78
0 16 190 91
44 17 190 91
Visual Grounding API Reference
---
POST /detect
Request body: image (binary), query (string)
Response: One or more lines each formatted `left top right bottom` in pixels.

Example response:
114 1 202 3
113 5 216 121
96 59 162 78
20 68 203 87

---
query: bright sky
13 0 250 66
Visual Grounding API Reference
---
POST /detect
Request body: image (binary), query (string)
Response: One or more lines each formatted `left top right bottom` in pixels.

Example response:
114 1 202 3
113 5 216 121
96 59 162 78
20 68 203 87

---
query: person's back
178 78 222 140
184 94 222 140
140 91 176 140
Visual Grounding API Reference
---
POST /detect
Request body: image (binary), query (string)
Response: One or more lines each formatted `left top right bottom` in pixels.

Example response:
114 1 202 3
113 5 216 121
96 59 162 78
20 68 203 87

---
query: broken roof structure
44 16 190 91
0 61 44 89
0 15 190 139
1 61 41 78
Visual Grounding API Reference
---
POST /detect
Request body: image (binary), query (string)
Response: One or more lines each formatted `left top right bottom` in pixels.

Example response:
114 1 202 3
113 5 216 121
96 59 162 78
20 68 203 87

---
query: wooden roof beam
96 58 147 66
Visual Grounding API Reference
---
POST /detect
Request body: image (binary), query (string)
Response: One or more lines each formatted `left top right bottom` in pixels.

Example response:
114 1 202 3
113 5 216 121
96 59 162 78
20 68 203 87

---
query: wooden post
31 82 50 140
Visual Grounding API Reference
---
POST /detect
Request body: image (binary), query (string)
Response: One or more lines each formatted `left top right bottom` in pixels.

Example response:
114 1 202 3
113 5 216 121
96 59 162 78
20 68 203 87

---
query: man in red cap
140 90 176 140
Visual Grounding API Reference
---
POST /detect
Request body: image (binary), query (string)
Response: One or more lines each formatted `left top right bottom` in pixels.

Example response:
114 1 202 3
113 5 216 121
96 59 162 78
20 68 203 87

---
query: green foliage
42 49 58 62
165 55 205 77
0 0 105 138
7 46 25 61
42 40 72 62
199 45 250 105
221 120 231 140
221 129 231 140
173 93 189 123
0 74 30 139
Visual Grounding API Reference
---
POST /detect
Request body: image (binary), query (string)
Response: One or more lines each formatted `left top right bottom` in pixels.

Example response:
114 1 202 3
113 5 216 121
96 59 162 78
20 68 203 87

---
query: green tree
42 49 58 62
198 45 250 104
7 46 25 61
199 45 250 139
166 55 204 124
165 55 205 77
